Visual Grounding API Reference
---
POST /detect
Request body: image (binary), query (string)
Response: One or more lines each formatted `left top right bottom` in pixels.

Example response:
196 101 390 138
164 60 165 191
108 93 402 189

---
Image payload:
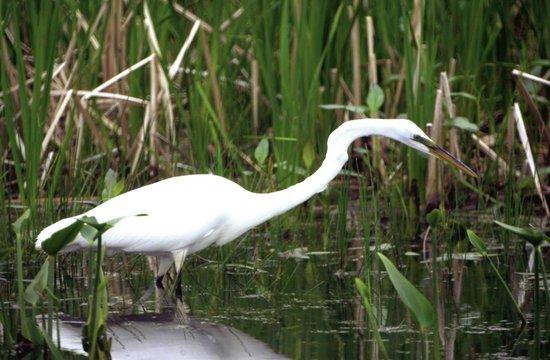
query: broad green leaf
466 229 488 256
254 137 269 165
101 169 124 201
13 209 30 236
494 220 548 247
41 219 84 256
24 260 49 305
366 84 384 114
79 214 147 240
319 104 369 113
445 117 479 132
426 209 443 227
302 141 315 170
377 252 435 331
80 224 99 244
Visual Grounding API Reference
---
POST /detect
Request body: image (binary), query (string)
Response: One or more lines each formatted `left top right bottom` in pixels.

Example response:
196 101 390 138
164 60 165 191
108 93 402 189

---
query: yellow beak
413 135 478 178
429 144 478 178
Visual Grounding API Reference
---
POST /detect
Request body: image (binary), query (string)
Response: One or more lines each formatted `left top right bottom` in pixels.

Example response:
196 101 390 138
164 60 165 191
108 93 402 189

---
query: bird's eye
411 134 434 148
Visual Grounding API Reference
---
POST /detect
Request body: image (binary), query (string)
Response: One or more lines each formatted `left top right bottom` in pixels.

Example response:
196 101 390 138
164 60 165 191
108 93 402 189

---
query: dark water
179 245 545 359
2 217 548 359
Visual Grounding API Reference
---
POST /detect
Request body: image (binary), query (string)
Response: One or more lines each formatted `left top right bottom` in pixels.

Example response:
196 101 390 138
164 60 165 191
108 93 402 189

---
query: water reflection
42 308 287 359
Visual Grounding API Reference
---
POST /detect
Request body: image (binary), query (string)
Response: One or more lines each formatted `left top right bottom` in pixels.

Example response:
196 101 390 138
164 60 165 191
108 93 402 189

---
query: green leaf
101 169 124 201
24 260 49 305
377 252 436 331
426 209 443 227
451 92 477 101
319 104 369 113
355 278 389 359
466 229 488 256
254 137 269 165
80 224 99 244
445 117 479 132
13 209 31 236
494 221 548 247
41 219 84 256
302 141 315 170
79 214 147 240
355 278 369 298
366 84 384 114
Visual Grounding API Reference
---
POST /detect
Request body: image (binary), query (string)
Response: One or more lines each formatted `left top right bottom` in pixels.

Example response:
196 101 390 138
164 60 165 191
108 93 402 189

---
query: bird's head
398 121 478 178
327 119 478 178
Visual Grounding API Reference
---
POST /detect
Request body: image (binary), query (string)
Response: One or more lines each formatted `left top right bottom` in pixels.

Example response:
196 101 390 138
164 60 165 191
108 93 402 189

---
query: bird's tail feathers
35 216 88 253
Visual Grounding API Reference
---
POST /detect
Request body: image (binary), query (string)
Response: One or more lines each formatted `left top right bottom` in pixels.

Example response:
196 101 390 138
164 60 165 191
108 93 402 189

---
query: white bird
36 119 476 286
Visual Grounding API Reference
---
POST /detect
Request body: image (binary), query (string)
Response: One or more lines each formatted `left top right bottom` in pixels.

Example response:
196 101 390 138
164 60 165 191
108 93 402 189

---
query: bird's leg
152 255 174 289
172 249 188 302
137 255 174 311
172 249 189 322
155 274 165 289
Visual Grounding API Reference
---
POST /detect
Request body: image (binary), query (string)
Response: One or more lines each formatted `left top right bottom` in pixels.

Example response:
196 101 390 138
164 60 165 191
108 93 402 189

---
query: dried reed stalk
366 17 378 86
512 69 550 87
41 89 74 158
52 90 147 105
513 76 550 145
348 2 364 152
426 89 444 207
471 133 516 177
168 20 201 79
0 62 66 99
219 8 244 32
143 4 175 143
84 54 155 100
439 72 461 161
102 0 123 93
349 4 361 110
513 103 550 218
365 15 386 180
75 99 108 153
411 0 423 97
75 10 100 49
389 63 405 118
130 105 150 175
148 56 159 176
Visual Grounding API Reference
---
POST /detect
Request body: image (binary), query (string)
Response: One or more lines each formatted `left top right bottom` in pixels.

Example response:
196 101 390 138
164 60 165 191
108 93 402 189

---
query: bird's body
37 175 264 255
36 119 476 278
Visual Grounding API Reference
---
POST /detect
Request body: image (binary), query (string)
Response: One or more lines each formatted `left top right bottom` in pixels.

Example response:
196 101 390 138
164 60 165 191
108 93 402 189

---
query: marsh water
2 208 548 359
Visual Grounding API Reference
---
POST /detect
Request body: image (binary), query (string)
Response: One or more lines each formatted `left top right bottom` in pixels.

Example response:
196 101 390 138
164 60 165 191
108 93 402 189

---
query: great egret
36 119 476 285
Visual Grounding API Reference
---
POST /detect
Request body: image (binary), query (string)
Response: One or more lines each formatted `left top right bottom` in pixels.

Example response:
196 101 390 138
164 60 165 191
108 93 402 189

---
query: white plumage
36 119 476 279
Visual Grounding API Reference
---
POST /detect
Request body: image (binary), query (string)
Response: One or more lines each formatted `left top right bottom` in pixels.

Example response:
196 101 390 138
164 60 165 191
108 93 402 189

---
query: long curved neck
255 151 349 218
253 119 397 222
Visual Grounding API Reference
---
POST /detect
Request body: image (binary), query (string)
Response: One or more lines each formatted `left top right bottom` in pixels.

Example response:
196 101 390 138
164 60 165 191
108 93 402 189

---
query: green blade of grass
355 278 389 359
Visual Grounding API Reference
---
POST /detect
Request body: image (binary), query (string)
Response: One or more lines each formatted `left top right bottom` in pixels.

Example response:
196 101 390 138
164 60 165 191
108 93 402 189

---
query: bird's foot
155 274 165 289
175 278 183 301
